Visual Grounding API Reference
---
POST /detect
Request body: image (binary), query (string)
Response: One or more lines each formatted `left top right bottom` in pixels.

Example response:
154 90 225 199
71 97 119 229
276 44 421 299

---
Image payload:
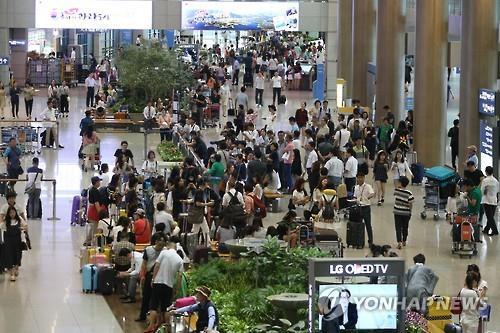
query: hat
135 208 145 216
467 145 477 152
195 286 211 298
91 176 102 184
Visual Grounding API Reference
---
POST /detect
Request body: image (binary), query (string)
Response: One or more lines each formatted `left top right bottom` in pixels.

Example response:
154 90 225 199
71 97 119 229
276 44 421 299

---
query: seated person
116 248 143 303
154 202 177 236
170 286 219 333
215 220 236 253
133 208 151 244
276 210 299 247
112 216 131 245
112 233 135 272
247 217 267 238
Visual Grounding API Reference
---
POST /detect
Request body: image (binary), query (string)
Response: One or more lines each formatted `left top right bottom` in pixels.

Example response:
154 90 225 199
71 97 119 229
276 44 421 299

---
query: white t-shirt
100 172 112 187
143 106 156 119
392 161 412 180
306 149 318 169
334 129 351 152
255 75 265 90
154 211 175 234
268 58 278 70
481 176 499 205
344 156 358 178
292 190 308 206
71 50 76 60
325 157 344 178
222 189 245 207
459 288 480 326
26 168 43 189
142 160 158 179
272 76 282 88
154 248 184 287
354 183 375 206
128 251 143 277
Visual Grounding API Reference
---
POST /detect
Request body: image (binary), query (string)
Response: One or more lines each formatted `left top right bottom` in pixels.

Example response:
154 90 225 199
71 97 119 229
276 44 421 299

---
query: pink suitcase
89 254 108 265
174 296 197 308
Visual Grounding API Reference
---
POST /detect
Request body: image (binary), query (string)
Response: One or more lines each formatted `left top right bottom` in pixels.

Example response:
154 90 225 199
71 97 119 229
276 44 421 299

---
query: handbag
450 290 463 315
21 231 31 251
24 172 39 195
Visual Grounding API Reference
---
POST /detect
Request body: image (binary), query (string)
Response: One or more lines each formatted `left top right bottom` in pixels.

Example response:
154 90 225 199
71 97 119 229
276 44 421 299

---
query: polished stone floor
0 71 498 333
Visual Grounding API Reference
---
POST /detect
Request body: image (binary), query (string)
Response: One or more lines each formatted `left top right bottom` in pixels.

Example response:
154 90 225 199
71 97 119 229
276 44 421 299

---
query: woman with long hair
2 207 27 281
81 126 99 171
391 150 413 188
373 150 389 205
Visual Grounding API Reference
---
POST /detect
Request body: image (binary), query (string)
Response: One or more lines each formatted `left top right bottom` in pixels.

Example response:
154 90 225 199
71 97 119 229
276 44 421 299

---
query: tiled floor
0 71 498 333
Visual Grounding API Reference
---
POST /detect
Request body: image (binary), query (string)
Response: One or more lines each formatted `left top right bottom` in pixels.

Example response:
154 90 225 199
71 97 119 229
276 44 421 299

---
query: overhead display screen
181 1 299 31
35 0 152 29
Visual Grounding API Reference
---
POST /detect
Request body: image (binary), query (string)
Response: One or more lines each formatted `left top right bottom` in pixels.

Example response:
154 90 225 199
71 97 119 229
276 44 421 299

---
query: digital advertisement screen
478 88 497 116
318 284 398 330
35 0 153 29
479 120 494 174
181 1 299 31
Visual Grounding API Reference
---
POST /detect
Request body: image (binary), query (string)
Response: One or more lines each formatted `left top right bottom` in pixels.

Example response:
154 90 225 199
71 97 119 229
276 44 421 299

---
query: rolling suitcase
411 163 425 184
97 265 115 295
444 323 462 333
71 196 81 225
82 264 98 293
346 221 365 249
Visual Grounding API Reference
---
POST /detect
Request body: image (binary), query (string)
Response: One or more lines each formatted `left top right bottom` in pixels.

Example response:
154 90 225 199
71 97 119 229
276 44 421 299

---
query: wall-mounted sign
0 57 9 66
478 88 498 116
181 1 299 31
35 0 152 29
9 40 26 46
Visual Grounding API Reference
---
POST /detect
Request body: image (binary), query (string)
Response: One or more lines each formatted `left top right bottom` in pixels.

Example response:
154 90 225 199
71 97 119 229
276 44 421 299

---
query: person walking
0 206 27 281
23 82 35 119
9 80 21 118
255 71 265 107
373 150 389 205
59 80 70 117
447 119 459 169
393 176 414 249
232 58 240 85
343 148 358 194
282 134 295 193
25 157 43 219
353 172 375 245
271 71 283 105
85 72 96 108
459 273 482 333
481 166 499 236
3 137 23 189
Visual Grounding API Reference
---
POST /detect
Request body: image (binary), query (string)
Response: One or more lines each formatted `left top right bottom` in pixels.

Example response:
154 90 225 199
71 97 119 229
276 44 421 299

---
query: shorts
150 283 173 312
87 205 98 221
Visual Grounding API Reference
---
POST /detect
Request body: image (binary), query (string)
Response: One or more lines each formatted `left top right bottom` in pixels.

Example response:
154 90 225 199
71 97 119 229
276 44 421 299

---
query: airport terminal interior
0 1 499 333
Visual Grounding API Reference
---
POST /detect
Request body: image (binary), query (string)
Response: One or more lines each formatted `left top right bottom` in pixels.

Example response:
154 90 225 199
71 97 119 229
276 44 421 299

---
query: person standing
70 47 76 63
143 100 157 131
393 176 414 249
146 240 184 332
85 72 96 108
481 166 499 236
0 81 6 119
459 273 482 333
59 80 70 117
23 82 35 119
353 172 375 245
447 119 459 169
84 176 103 245
0 206 27 281
324 148 344 189
220 80 231 125
271 71 283 105
25 157 43 219
235 86 249 112
343 148 358 194
282 134 295 193
255 71 265 107
9 81 21 118
232 58 240 85
3 137 23 189
373 150 389 205
40 100 64 149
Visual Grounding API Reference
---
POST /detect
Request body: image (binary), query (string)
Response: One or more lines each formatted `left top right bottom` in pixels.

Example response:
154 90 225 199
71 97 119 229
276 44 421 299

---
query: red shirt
134 218 151 244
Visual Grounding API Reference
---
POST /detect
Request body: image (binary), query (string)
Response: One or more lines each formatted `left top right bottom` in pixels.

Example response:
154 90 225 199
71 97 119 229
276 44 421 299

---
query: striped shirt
393 188 414 216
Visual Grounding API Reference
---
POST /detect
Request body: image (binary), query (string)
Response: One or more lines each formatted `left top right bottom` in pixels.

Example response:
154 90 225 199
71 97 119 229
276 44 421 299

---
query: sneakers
377 200 382 206
396 243 402 249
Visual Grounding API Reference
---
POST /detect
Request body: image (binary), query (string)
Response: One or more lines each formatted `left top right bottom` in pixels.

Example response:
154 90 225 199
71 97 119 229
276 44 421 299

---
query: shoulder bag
24 172 39 195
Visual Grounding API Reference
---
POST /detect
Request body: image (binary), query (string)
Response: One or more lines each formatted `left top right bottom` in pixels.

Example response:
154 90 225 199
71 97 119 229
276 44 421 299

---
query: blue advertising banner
478 88 497 116
181 1 299 31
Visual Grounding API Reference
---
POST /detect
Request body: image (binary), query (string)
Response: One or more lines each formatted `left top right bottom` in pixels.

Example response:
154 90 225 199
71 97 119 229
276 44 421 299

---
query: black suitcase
26 198 42 219
444 323 462 333
346 221 365 249
0 173 8 196
243 72 253 87
348 205 363 223
97 266 115 295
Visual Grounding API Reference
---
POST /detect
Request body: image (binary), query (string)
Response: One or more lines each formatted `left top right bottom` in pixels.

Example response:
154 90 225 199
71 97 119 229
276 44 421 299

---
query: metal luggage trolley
451 215 479 258
420 166 459 220
203 103 220 128
1 126 40 154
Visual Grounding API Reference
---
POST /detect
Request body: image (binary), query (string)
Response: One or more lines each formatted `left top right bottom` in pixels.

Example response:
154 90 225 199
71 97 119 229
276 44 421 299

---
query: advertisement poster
181 1 299 31
35 0 152 29
479 120 495 174
478 88 497 116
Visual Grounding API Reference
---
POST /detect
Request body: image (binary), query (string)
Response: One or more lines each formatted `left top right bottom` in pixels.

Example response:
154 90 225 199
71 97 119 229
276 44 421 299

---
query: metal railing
0 178 59 221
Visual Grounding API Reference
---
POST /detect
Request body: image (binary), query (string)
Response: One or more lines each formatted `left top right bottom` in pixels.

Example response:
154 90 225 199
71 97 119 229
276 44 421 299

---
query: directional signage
478 88 498 116
0 57 9 66
479 120 497 174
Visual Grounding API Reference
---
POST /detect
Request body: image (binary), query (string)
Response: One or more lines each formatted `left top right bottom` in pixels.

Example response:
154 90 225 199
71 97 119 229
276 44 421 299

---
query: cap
195 286 211 298
91 176 102 184
135 208 145 216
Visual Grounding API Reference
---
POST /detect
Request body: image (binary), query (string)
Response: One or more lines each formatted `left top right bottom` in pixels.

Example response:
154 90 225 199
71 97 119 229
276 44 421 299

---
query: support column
414 0 448 167
0 29 9 85
325 0 339 103
375 0 406 123
337 0 353 99
10 28 28 85
352 0 376 105
458 0 498 171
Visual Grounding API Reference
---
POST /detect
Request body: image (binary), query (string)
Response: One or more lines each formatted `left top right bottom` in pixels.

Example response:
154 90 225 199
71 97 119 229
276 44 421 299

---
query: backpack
322 195 336 220
223 192 246 223
249 194 267 218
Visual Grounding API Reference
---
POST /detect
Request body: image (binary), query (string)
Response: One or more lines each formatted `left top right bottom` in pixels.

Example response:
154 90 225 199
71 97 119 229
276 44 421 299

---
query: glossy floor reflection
0 72 497 333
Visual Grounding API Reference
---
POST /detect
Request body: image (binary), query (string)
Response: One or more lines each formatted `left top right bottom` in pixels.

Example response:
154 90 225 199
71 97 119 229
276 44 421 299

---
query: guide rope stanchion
47 179 60 221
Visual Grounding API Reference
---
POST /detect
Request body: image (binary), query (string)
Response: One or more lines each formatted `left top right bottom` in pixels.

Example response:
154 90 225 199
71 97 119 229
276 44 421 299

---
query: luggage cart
451 215 479 258
420 166 459 220
81 142 101 171
203 103 220 128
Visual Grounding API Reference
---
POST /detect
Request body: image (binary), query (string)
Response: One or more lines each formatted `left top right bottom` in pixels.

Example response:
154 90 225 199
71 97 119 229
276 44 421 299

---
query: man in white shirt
271 71 283 105
143 100 157 130
85 72 96 108
255 71 265 107
353 172 375 245
40 100 64 149
154 202 177 236
117 248 143 303
343 148 358 193
305 141 318 182
481 166 499 235
325 149 344 188
146 241 183 332
232 59 240 85
183 117 200 140
334 124 351 155
70 47 77 63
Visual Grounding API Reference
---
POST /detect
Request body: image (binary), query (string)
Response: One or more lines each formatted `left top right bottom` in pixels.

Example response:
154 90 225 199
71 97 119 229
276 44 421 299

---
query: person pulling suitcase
353 173 375 245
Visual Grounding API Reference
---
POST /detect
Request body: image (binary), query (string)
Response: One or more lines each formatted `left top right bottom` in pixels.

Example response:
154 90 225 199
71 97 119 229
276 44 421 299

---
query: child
289 116 299 133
